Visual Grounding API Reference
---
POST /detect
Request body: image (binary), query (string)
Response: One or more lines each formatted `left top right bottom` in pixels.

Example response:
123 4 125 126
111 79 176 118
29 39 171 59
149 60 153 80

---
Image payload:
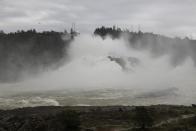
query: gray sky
0 0 196 37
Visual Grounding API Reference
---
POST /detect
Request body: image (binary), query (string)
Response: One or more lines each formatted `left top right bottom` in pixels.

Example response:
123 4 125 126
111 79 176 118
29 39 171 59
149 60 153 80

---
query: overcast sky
0 0 196 37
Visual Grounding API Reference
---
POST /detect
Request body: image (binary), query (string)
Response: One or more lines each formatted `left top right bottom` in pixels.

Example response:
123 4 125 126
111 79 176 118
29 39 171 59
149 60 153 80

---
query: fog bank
0 34 196 107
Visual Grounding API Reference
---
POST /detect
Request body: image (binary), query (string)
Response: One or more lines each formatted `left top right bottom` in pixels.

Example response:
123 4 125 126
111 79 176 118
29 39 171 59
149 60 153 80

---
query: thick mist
126 33 196 67
0 33 196 107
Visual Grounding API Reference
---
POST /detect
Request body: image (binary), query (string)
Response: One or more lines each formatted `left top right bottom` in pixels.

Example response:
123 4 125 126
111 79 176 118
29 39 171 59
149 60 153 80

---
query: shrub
56 110 80 131
132 107 154 130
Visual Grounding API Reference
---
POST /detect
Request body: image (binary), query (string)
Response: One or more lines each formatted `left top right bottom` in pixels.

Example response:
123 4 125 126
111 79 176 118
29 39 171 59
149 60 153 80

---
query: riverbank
0 105 195 131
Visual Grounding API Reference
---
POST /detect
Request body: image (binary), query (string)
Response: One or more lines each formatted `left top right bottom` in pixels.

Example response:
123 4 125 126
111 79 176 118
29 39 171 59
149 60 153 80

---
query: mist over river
0 34 196 109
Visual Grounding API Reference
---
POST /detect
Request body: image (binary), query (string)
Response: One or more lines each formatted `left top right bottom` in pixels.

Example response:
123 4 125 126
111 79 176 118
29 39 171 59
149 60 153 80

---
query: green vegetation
56 110 81 131
132 107 154 130
0 105 196 130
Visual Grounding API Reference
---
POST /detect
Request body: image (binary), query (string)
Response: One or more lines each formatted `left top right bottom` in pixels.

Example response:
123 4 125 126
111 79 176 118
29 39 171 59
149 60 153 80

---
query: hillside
0 30 72 82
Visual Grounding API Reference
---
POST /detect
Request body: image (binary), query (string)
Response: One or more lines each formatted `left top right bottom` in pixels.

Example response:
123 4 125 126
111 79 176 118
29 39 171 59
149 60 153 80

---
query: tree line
0 29 72 82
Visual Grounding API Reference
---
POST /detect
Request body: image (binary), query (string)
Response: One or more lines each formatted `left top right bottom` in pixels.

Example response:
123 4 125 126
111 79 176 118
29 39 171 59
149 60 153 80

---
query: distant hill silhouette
0 30 72 82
